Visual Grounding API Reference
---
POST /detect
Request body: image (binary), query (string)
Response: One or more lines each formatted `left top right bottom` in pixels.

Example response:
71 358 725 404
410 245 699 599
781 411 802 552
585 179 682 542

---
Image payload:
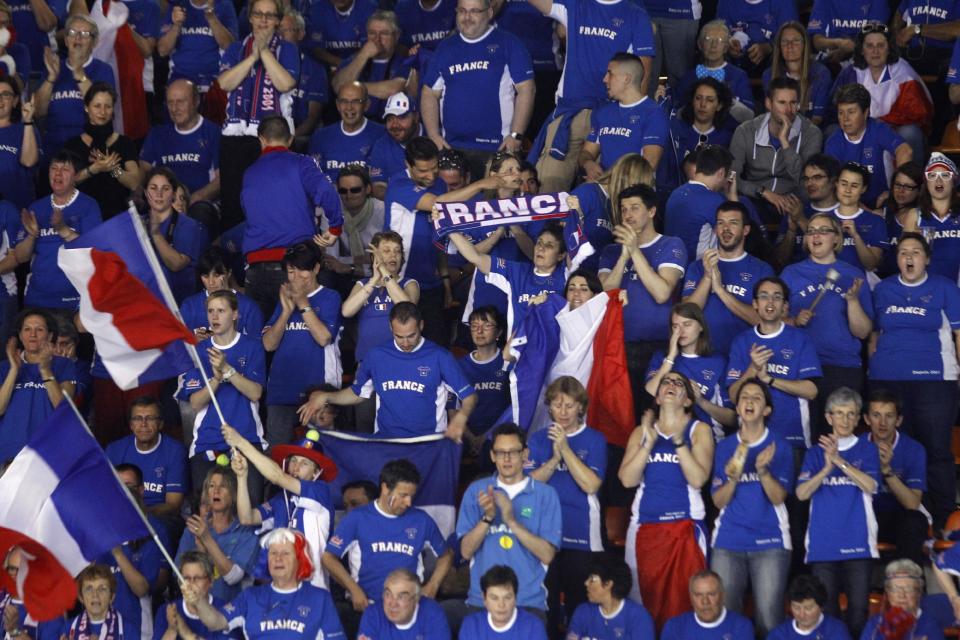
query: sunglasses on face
338 186 364 194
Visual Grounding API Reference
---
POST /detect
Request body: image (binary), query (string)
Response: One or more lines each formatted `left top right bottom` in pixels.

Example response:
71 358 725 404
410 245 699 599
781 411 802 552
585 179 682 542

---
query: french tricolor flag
0 404 151 621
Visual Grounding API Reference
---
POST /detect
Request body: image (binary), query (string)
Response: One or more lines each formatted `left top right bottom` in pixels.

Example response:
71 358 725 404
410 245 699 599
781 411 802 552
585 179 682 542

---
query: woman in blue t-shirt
796 386 880 638
767 574 851 640
762 22 832 126
0 77 39 210
645 302 735 440
66 564 128 640
710 379 794 636
661 78 735 191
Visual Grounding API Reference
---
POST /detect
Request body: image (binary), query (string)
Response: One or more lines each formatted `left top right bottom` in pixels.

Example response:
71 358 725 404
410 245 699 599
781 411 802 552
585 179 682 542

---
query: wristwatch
756 185 767 198
481 515 495 525
508 132 521 140
914 23 922 36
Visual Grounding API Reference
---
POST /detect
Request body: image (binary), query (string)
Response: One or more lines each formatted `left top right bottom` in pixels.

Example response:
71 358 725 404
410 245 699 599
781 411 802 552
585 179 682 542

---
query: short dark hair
338 164 372 187
866 388 902 415
536 223 566 253
390 301 422 326
84 81 117 107
342 479 378 502
839 162 871 187
198 246 231 276
586 555 633 600
115 462 144 486
379 458 421 490
128 396 162 421
257 115 291 142
898 231 932 257
15 309 58 347
438 148 467 175
752 276 790 301
480 565 518 595
786 574 827 607
833 83 871 112
50 150 82 172
715 201 749 226
468 305 503 330
283 241 321 272
565 269 603 297
694 145 733 176
609 51 645 88
765 76 800 100
804 154 841 181
405 137 439 165
490 422 526 449
617 183 657 210
55 315 79 345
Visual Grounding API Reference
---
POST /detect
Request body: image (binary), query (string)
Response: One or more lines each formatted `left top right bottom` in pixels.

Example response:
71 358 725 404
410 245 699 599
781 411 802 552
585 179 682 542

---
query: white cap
384 92 414 117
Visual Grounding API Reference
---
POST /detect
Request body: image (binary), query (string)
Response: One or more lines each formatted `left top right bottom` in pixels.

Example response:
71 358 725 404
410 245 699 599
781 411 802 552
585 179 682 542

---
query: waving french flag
0 404 151 621
58 211 196 389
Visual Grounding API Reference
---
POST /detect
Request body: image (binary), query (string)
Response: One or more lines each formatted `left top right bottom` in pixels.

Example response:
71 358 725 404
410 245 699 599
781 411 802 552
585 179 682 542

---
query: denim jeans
245 261 287 322
811 558 873 638
711 547 790 636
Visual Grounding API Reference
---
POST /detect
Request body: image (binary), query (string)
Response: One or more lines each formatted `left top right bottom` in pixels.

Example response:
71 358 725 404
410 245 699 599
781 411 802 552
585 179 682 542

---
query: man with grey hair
332 10 415 121
279 8 328 141
661 571 754 638
357 568 452 639
420 0 535 180
862 560 943 639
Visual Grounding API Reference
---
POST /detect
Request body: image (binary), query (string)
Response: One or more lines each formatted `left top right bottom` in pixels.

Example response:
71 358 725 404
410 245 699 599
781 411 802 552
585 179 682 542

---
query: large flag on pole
0 404 152 621
59 211 195 389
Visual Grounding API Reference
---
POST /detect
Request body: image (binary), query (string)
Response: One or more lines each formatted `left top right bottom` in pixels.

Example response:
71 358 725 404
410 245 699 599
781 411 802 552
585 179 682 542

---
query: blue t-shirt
368 133 410 185
220 37 300 128
567 599 655 640
658 117 736 192
917 212 960 281
586 97 669 171
766 614 852 640
823 119 905 209
351 338 475 437
0 201 22 301
0 356 77 462
760 62 833 120
152 597 237 640
176 333 267 455
355 276 417 362
861 612 944 640
664 181 725 261
548 0 654 108
152 211 209 303
264 285 342 405
99 536 163 640
948 39 960 84
807 0 889 39
395 0 455 50
221 583 344 640
717 0 798 48
460 609 548 640
175 519 259 602
339 53 415 121
8 0 65 75
164 0 239 86
308 119 385 180
424 27 534 150
180 290 265 337
661 610 754 640
457 352 510 436
642 0 702 19
486 257 566 336
0 123 40 208
526 424 607 551
105 434 189 507
291 54 328 129
645 352 730 440
40 59 115 155
899 0 960 49
726 323 822 448
307 0 376 61
598 236 687 342
21 192 102 309
385 172 447 291
799 435 880 562
869 273 960 381
869 431 926 515
710 428 794 551
326 501 448 599
140 117 221 195
682 252 775 354
496 0 558 70
630 419 705 523
781 258 874 368
456 475 562 609
357 594 451 640
830 209 889 272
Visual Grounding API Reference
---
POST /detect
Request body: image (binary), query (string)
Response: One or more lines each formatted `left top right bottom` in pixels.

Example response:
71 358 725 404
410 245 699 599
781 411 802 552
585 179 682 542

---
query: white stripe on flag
0 447 89 574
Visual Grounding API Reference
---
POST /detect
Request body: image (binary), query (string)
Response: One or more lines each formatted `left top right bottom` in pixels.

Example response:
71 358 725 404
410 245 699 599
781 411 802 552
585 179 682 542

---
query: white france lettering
530 194 560 215
473 201 503 222
767 364 789 375
885 305 927 316
496 198 524 217
578 26 617 39
648 452 679 463
446 202 475 226
725 284 747 296
381 380 426 392
371 541 416 555
143 482 164 493
261 620 306 632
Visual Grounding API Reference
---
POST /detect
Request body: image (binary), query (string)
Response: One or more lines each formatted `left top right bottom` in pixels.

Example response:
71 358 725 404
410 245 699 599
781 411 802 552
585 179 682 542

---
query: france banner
316 431 461 537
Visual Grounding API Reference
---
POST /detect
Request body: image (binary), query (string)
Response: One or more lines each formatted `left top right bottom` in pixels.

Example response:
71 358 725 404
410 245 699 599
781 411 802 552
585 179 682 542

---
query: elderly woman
175 466 260 602
767 574 852 640
155 551 232 640
781 212 873 440
710 379 794 636
861 560 944 639
761 22 832 126
566 556 655 640
796 386 880 638
33 15 114 160
62 82 144 219
527 376 607 635
184 528 344 638
833 22 932 162
66 564 127 638
869 231 960 532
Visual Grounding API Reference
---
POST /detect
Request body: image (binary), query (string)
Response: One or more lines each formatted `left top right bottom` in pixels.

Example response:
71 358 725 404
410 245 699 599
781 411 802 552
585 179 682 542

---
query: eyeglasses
807 227 838 236
338 186 364 194
67 28 95 39
661 377 686 388
926 171 954 181
336 98 365 106
82 585 111 597
702 36 728 45
861 22 888 34
0 91 15 100
130 415 162 424
756 292 785 301
470 322 496 331
893 182 920 191
492 448 523 459
800 173 828 183
250 10 279 19
829 410 859 421
780 37 804 47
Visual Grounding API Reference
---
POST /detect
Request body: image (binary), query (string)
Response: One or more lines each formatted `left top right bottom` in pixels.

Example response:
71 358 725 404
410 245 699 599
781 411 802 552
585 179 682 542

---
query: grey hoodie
730 112 823 197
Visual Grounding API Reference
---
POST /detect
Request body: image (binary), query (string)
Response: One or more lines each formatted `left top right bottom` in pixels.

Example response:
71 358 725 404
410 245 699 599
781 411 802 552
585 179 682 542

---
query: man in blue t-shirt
369 92 422 199
298 302 477 440
159 0 238 88
358 568 452 640
580 52 668 179
823 83 912 209
421 0 534 180
661 571 754 639
308 82 386 181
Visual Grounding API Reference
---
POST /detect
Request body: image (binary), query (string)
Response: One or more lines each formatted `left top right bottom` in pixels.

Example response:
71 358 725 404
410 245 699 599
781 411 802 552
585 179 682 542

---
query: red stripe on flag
587 291 635 448
86 249 197 351
0 529 77 622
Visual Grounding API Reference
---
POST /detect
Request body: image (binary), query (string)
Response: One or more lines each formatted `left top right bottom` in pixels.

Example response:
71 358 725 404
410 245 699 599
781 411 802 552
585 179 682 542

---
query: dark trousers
877 508 929 566
811 558 873 639
418 285 450 348
870 379 958 530
812 365 864 442
626 340 667 417
219 135 262 233
245 261 287 323
545 549 600 639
